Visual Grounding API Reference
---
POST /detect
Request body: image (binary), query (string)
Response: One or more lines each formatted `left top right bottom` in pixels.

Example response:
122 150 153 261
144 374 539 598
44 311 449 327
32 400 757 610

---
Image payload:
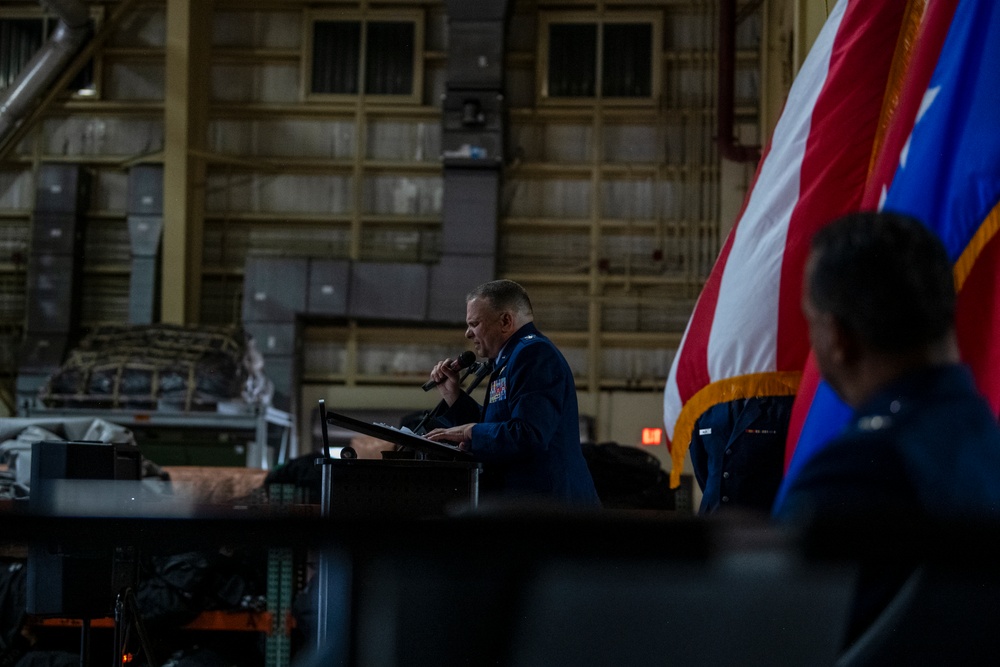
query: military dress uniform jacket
774 363 1000 522
773 364 1000 648
689 395 793 515
438 322 600 505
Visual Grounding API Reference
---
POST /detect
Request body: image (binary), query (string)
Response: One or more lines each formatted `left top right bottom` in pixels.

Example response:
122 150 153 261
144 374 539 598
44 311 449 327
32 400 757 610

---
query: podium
319 409 481 518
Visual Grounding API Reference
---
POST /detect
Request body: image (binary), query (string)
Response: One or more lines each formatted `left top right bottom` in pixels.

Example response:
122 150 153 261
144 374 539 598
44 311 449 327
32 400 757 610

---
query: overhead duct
432 0 510 323
17 162 90 412
127 165 164 325
0 0 92 142
717 0 762 164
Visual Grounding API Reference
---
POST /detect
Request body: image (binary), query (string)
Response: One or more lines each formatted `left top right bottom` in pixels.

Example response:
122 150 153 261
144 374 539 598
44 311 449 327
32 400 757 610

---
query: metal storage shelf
31 610 276 633
18 405 295 470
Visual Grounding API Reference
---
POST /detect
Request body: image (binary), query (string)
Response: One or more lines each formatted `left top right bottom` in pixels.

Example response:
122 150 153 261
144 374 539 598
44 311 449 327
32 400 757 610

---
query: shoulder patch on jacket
489 376 507 403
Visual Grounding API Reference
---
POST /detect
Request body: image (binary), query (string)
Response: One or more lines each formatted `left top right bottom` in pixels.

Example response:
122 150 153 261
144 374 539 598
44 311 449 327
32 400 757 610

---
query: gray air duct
0 0 92 141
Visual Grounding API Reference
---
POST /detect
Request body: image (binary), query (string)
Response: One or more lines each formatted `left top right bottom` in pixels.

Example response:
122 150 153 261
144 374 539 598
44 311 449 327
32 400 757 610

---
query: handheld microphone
422 350 477 391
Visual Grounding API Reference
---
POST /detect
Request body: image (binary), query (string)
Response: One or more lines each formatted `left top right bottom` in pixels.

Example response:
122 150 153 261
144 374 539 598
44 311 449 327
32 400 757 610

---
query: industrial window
1 19 44 92
0 13 97 97
305 10 423 103
539 13 660 104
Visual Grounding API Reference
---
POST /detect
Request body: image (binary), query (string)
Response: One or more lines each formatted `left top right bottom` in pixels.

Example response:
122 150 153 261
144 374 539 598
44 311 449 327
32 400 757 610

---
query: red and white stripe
663 0 909 485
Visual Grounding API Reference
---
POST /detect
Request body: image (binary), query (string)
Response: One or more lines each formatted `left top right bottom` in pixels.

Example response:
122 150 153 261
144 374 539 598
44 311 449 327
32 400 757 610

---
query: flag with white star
777 0 1000 511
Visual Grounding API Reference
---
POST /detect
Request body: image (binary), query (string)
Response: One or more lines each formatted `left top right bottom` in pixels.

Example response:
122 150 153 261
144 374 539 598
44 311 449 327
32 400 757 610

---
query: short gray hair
467 279 533 318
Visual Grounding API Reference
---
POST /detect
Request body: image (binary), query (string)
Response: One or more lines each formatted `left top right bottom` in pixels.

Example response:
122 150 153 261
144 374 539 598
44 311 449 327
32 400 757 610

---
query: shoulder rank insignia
857 415 892 431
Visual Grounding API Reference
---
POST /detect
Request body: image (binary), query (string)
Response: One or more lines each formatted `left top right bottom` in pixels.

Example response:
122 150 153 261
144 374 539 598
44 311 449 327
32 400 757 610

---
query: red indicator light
641 428 662 446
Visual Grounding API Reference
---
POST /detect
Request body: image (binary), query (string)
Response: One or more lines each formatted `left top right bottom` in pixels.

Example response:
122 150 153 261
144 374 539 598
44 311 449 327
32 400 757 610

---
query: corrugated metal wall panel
199 276 244 326
600 288 699 334
503 178 592 218
428 254 495 323
0 170 34 209
665 6 714 49
210 63 300 104
90 168 129 212
600 347 676 383
41 117 164 157
528 286 589 332
362 175 442 216
301 340 347 377
366 120 440 162
0 217 29 261
209 119 356 159
355 342 451 378
105 62 165 101
558 345 588 380
203 222 352 267
601 125 663 163
0 273 26 323
205 173 354 214
107 5 165 48
0 325 24 374
211 11 299 49
348 262 428 321
509 123 592 163
499 230 590 275
598 231 673 276
600 180 659 220
358 228 437 263
79 274 130 326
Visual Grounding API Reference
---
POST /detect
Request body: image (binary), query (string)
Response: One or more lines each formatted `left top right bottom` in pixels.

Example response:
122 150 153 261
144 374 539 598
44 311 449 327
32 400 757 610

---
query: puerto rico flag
662 0 909 487
775 0 1000 510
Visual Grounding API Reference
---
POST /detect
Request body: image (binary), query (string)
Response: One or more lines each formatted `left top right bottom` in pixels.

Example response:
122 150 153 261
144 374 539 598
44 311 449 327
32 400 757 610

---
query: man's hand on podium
425 423 474 451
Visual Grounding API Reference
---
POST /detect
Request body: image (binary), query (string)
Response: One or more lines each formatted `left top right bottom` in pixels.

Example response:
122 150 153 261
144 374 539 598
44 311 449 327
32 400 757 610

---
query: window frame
0 5 104 100
537 11 662 107
303 8 424 105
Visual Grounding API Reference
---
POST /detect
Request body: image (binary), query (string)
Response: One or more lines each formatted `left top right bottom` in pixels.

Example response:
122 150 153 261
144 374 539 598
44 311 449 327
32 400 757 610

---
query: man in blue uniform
689 395 793 514
775 211 1000 521
774 211 1000 648
425 280 600 506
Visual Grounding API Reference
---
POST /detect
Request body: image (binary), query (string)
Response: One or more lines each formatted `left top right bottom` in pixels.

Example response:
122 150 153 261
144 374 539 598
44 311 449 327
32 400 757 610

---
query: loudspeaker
26 543 138 618
28 441 141 514
26 441 142 618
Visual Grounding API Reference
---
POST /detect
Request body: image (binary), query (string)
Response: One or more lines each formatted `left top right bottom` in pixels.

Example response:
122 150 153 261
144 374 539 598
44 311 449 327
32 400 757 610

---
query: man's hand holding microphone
422 351 479 450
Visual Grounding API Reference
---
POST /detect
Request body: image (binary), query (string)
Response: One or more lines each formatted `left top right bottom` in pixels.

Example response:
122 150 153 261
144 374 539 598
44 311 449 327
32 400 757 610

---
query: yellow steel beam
162 0 210 324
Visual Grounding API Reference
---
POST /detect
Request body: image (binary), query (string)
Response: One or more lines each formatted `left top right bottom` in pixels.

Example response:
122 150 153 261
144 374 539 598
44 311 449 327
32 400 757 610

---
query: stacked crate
16 164 90 411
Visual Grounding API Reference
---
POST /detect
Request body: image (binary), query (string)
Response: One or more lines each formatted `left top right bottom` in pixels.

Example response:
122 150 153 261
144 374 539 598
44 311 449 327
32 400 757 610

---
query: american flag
662 0 910 488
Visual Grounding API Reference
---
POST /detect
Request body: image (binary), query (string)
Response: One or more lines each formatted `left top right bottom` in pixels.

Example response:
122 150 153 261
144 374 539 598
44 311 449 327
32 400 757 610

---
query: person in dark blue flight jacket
774 211 1000 653
425 280 600 506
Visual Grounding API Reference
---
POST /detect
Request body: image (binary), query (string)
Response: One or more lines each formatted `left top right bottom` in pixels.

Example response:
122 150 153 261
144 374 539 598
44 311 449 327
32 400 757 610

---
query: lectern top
326 410 474 460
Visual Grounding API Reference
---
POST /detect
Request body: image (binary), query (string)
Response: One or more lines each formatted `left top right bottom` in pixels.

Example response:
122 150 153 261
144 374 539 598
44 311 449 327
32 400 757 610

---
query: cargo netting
39 324 272 411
